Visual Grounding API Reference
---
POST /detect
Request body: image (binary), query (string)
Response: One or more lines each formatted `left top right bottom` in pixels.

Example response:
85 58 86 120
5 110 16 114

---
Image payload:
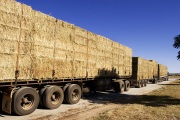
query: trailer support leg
2 88 16 114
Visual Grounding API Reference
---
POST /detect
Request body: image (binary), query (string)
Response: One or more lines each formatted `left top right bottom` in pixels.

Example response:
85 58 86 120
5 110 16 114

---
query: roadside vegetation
169 75 180 79
91 79 180 120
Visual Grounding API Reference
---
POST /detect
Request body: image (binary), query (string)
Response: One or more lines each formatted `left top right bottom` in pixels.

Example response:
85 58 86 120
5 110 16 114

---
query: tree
173 35 180 60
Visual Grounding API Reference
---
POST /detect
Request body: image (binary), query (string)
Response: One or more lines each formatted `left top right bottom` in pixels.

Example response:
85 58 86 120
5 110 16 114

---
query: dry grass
91 80 180 120
169 76 180 79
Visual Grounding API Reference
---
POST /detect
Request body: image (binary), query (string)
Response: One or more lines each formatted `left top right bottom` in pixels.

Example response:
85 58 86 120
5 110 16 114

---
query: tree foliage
173 35 180 60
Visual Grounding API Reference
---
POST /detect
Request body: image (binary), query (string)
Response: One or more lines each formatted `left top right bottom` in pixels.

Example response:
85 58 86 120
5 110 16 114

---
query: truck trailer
0 0 168 116
0 0 133 115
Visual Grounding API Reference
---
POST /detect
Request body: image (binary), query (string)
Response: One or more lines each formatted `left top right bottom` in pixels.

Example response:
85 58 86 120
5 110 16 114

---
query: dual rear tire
113 80 130 93
12 84 82 115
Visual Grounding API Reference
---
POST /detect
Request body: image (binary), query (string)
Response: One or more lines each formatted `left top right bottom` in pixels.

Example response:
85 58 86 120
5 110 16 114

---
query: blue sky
16 0 180 73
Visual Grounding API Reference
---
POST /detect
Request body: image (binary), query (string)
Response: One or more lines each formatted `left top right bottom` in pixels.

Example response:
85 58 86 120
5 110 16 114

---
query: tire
153 78 158 84
39 87 48 107
119 81 125 93
12 87 39 116
63 84 70 103
144 80 147 87
141 80 144 87
65 84 82 104
136 81 141 88
43 86 64 109
124 80 130 91
113 82 120 93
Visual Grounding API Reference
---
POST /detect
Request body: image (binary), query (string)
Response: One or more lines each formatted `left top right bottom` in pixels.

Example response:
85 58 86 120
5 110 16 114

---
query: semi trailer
0 0 168 116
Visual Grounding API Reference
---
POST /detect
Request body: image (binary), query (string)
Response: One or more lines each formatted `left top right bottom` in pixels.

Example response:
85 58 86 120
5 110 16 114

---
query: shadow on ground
82 91 180 107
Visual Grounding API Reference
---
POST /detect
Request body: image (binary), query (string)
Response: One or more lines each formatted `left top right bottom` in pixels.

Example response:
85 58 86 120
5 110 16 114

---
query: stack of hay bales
0 0 132 81
149 60 158 78
132 57 153 80
0 0 21 80
158 64 168 77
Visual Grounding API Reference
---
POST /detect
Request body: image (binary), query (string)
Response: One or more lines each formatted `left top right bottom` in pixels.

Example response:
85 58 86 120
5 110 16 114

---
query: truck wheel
43 86 64 109
119 81 125 93
65 84 81 104
39 87 48 107
12 87 39 115
141 80 144 87
124 80 130 91
135 81 141 88
113 82 120 93
153 79 158 84
63 84 70 103
144 80 147 87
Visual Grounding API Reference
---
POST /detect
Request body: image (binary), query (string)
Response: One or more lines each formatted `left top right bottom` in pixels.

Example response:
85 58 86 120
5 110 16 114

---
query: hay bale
0 54 16 80
0 0 134 80
32 57 53 79
0 39 18 54
132 57 153 80
0 25 20 42
158 64 168 77
0 10 20 28
149 60 158 77
0 0 12 12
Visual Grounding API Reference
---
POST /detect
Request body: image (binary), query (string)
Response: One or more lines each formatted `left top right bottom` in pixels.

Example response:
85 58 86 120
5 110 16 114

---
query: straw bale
88 31 96 41
54 60 65 78
0 0 15 13
87 63 97 77
88 54 96 63
0 0 134 80
88 39 97 49
0 10 20 28
21 4 34 30
73 60 88 78
66 40 74 52
74 44 87 53
96 36 106 50
20 29 33 42
88 47 97 55
33 31 55 48
34 45 54 58
66 51 74 61
75 26 87 38
33 57 53 79
0 54 16 80
33 11 50 32
55 39 67 51
104 51 112 58
132 57 153 80
22 4 33 18
74 35 87 46
54 49 66 60
105 57 112 69
0 25 20 42
74 52 86 62
18 55 33 79
64 60 73 78
158 64 168 77
0 39 18 54
20 41 34 55
149 60 158 77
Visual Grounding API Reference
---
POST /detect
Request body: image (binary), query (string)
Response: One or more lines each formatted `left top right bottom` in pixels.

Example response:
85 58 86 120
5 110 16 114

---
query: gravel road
0 78 177 120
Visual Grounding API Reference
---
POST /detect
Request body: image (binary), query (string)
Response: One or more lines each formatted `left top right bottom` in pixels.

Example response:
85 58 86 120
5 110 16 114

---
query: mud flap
2 88 16 114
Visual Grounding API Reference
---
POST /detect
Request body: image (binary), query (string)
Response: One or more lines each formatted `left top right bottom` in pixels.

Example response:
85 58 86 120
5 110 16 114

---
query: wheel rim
21 94 34 110
72 89 79 101
51 91 60 105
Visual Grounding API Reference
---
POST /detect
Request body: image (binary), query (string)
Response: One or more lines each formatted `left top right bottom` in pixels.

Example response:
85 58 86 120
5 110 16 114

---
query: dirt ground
0 78 177 120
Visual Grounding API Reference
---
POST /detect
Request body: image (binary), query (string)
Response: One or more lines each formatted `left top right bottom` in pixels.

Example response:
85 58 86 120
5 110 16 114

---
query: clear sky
16 0 180 73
